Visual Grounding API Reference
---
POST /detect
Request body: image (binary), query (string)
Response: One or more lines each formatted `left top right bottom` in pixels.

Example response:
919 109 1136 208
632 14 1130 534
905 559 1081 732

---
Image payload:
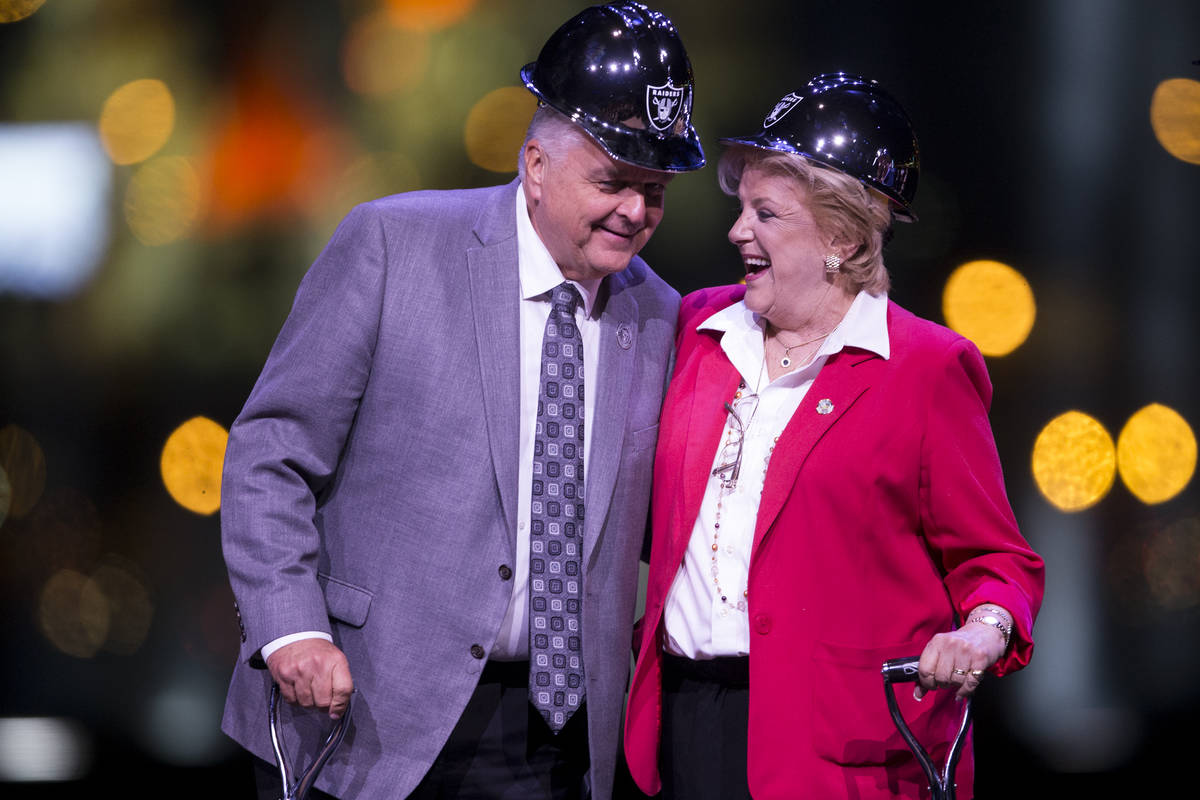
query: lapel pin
616 324 633 350
816 398 834 415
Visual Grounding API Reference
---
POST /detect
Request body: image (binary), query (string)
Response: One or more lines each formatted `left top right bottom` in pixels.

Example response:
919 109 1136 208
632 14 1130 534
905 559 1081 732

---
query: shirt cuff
261 631 333 663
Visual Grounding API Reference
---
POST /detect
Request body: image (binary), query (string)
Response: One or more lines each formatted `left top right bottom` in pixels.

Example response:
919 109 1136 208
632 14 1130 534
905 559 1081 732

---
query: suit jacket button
470 644 486 659
754 614 772 634
498 564 513 580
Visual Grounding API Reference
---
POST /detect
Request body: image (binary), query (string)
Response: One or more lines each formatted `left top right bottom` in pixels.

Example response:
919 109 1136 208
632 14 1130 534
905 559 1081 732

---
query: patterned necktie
529 282 586 732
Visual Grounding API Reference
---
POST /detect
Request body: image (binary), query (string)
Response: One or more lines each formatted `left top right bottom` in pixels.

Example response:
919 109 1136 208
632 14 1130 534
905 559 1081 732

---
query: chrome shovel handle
881 656 972 800
269 684 355 800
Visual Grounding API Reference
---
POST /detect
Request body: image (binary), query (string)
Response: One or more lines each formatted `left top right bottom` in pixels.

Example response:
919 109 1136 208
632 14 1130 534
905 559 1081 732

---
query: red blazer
625 286 1044 799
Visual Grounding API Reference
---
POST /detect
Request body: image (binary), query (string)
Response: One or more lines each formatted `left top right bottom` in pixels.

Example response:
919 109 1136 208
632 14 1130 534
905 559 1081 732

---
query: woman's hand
914 605 1011 700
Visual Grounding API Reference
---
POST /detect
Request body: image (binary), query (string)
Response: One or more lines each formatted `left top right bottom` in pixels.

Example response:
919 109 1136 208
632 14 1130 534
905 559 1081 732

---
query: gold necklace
777 329 834 368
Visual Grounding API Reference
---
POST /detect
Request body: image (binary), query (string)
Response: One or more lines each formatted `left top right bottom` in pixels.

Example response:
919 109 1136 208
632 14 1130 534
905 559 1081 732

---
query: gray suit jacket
220 179 679 799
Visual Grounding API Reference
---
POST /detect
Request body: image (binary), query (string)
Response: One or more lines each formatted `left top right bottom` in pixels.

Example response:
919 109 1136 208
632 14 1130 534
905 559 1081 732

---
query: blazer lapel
582 280 638 568
752 349 880 553
467 184 522 556
679 339 742 553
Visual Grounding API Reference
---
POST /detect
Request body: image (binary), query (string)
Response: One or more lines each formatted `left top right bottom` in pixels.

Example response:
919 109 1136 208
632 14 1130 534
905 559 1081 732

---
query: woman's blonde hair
717 146 894 294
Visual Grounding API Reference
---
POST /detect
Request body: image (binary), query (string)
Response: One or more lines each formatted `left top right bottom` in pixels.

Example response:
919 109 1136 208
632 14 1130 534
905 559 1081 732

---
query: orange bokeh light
200 69 349 232
385 0 477 32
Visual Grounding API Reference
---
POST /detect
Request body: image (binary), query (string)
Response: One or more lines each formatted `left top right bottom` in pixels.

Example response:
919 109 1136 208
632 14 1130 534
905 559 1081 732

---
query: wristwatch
966 607 1012 650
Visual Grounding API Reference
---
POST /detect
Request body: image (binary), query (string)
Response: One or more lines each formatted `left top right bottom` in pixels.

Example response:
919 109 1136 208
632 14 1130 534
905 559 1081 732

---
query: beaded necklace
709 366 780 611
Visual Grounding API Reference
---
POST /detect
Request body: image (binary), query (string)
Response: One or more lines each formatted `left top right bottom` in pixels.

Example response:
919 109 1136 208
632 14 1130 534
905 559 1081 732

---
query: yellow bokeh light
1150 78 1200 165
943 260 1036 357
1116 403 1197 505
465 86 538 173
161 417 228 516
342 11 431 96
1032 411 1116 512
39 569 109 659
0 424 46 519
385 0 477 32
98 79 175 166
125 156 203 246
0 0 45 24
335 152 421 217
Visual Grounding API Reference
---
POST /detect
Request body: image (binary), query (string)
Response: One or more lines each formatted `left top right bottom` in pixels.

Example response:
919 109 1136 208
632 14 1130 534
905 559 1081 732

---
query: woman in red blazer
623 74 1045 800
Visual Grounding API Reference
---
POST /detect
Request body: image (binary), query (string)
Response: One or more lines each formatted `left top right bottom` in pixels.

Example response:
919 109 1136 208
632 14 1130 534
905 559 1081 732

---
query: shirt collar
698 289 891 360
515 182 600 317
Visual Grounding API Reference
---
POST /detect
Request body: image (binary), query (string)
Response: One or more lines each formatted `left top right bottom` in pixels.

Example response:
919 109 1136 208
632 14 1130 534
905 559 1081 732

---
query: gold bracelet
966 606 1012 650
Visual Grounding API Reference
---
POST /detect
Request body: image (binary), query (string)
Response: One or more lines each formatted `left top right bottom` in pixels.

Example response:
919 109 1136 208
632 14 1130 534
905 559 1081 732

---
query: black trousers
254 660 589 800
660 653 752 800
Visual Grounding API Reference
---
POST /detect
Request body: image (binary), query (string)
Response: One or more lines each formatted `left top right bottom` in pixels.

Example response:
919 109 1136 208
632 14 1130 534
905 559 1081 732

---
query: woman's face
728 166 835 330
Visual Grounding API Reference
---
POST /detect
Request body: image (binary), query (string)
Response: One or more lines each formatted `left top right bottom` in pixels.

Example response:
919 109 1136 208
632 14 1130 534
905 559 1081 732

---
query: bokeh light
98 79 176 166
342 11 431 95
202 71 348 231
0 717 92 782
385 0 477 32
1144 516 1200 610
124 155 203 246
32 555 153 659
1150 78 1200 165
942 259 1036 356
141 678 232 766
465 86 537 173
39 569 110 659
0 124 112 298
333 151 421 219
0 424 46 519
1116 403 1197 504
0 0 45 24
87 556 154 656
161 417 227 516
1032 411 1116 511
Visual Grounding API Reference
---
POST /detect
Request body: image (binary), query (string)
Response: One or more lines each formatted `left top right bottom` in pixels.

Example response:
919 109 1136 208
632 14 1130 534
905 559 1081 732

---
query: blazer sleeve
220 203 390 665
918 337 1045 676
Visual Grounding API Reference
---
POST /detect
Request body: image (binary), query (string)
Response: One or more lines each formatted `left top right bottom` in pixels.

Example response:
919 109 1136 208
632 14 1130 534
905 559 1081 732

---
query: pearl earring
824 253 842 273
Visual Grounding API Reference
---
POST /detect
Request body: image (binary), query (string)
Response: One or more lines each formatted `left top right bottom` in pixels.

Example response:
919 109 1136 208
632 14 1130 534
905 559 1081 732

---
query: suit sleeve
221 203 390 665
918 337 1045 676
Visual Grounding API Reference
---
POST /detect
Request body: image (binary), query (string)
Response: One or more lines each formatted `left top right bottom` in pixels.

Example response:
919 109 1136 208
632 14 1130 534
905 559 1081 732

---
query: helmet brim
719 135 917 223
523 64 706 173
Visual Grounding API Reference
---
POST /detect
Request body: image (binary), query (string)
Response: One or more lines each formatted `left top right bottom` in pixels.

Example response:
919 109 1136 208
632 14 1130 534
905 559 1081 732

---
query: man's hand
266 639 354 719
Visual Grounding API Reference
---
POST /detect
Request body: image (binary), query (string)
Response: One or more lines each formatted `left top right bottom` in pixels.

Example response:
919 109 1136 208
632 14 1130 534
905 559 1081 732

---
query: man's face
523 133 674 282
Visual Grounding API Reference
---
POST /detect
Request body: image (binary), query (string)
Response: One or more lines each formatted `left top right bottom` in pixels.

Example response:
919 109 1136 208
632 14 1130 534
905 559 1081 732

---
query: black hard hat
721 73 919 221
520 2 705 173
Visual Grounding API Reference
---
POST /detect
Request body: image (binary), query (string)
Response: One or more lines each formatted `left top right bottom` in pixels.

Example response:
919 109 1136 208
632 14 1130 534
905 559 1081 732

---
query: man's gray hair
517 105 592 180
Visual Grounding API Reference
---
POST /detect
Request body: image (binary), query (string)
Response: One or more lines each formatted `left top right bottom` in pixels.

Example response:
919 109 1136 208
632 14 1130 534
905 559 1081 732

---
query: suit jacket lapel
752 349 880 553
583 278 638 568
467 183 522 556
679 338 742 554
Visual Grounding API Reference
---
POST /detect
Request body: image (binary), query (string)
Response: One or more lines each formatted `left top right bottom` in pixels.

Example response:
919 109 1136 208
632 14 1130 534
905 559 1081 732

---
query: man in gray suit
219 3 704 798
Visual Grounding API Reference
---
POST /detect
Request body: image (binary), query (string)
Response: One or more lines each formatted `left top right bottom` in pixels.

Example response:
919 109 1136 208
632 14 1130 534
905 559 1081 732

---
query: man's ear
523 141 547 203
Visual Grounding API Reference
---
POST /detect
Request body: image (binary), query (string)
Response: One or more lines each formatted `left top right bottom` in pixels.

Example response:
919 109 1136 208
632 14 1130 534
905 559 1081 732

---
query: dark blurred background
1 0 1198 796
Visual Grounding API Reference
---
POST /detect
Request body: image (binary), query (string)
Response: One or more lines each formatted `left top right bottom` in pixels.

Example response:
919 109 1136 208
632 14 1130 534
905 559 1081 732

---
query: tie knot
551 282 582 318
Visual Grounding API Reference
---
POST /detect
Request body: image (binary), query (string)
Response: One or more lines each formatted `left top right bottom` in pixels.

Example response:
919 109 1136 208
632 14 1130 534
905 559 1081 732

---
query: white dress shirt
490 184 601 659
262 184 600 664
661 290 890 660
